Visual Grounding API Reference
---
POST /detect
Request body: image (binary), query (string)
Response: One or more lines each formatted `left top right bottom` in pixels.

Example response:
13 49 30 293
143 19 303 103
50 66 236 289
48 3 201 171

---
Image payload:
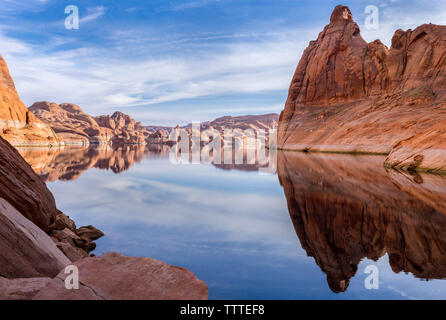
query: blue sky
0 0 445 125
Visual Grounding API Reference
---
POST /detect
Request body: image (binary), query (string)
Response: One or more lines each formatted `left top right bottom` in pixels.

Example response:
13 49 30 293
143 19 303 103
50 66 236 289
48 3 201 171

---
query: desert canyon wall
278 5 446 171
0 55 61 146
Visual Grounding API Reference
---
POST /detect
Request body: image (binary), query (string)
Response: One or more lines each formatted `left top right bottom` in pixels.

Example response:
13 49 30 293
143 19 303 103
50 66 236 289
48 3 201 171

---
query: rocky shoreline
0 135 208 300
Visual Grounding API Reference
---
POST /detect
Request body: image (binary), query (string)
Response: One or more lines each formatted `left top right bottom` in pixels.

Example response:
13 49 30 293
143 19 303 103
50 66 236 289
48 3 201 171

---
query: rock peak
330 5 354 24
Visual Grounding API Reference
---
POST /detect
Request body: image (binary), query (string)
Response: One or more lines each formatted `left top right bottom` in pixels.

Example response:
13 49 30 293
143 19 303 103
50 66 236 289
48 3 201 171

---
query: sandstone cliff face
0 55 60 146
0 136 103 265
0 136 58 230
30 102 150 145
278 151 446 293
278 5 446 171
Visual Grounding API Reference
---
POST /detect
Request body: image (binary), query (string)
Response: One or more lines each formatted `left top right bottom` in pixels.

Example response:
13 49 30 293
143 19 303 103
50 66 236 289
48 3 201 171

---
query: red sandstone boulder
32 252 208 300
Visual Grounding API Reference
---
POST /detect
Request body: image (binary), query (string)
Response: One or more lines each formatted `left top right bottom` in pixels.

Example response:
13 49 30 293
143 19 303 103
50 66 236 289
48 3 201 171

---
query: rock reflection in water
18 143 276 183
18 144 171 182
277 151 446 293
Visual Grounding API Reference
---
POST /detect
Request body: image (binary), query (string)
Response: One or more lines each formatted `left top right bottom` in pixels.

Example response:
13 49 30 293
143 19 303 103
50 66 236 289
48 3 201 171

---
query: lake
18 144 446 299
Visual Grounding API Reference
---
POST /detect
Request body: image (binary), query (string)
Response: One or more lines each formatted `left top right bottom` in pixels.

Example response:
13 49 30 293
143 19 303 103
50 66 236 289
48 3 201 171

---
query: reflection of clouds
48 154 446 299
49 159 296 255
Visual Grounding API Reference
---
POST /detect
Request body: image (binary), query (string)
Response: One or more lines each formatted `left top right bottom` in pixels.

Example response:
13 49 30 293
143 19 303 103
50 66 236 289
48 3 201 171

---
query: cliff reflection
19 144 171 182
277 151 446 293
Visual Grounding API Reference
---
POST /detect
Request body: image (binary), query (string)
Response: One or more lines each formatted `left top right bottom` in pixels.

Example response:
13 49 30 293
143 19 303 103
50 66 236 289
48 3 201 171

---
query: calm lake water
19 145 446 299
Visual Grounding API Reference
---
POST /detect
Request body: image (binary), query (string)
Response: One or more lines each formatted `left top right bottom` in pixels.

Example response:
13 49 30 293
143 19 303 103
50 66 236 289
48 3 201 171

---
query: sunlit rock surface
278 5 446 171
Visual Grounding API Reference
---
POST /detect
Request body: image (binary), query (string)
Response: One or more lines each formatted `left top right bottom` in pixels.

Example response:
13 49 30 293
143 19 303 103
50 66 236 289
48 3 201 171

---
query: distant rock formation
95 111 148 144
278 151 446 293
278 5 446 171
185 113 279 132
29 102 151 145
0 55 60 146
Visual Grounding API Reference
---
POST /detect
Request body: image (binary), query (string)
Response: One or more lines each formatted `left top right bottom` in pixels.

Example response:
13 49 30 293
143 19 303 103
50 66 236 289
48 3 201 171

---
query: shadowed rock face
277 151 446 293
278 5 446 171
0 136 58 230
0 55 60 146
0 198 70 278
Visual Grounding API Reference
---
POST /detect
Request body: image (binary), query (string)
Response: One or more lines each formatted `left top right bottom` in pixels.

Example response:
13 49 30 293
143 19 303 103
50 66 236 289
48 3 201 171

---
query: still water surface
19 145 446 299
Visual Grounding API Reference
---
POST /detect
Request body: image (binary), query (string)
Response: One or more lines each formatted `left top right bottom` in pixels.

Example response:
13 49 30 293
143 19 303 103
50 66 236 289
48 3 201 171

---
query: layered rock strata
29 102 150 146
278 5 446 171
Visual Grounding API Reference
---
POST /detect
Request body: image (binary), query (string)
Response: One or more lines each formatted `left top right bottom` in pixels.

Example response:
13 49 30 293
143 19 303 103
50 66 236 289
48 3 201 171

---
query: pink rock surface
34 252 208 300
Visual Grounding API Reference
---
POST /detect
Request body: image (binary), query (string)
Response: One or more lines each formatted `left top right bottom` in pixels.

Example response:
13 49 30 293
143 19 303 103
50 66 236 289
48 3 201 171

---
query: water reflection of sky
45 154 446 299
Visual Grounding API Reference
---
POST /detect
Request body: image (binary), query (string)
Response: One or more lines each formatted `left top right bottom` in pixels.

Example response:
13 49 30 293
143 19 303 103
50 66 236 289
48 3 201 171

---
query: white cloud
0 28 312 120
80 6 106 24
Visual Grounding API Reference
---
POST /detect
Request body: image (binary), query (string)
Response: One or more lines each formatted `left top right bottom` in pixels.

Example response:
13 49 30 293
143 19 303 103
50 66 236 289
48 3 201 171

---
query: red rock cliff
278 5 446 171
0 55 60 146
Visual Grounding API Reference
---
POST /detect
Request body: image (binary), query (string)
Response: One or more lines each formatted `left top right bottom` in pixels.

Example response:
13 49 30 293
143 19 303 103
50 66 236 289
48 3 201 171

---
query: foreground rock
0 198 70 278
0 55 60 146
0 277 52 300
4 252 207 300
30 102 151 145
278 5 446 171
0 135 103 263
0 136 58 230
278 151 446 293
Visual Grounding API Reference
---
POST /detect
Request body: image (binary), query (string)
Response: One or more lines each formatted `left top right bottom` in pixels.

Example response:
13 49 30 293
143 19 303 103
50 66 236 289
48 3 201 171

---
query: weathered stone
55 242 88 262
0 135 58 230
0 198 70 278
33 252 208 300
0 277 52 300
278 5 446 171
0 55 61 146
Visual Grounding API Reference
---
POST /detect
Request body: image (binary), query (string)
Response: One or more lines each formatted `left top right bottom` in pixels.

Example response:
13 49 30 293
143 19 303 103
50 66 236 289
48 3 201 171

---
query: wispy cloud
170 0 222 11
1 28 312 121
80 6 106 24
0 0 444 125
